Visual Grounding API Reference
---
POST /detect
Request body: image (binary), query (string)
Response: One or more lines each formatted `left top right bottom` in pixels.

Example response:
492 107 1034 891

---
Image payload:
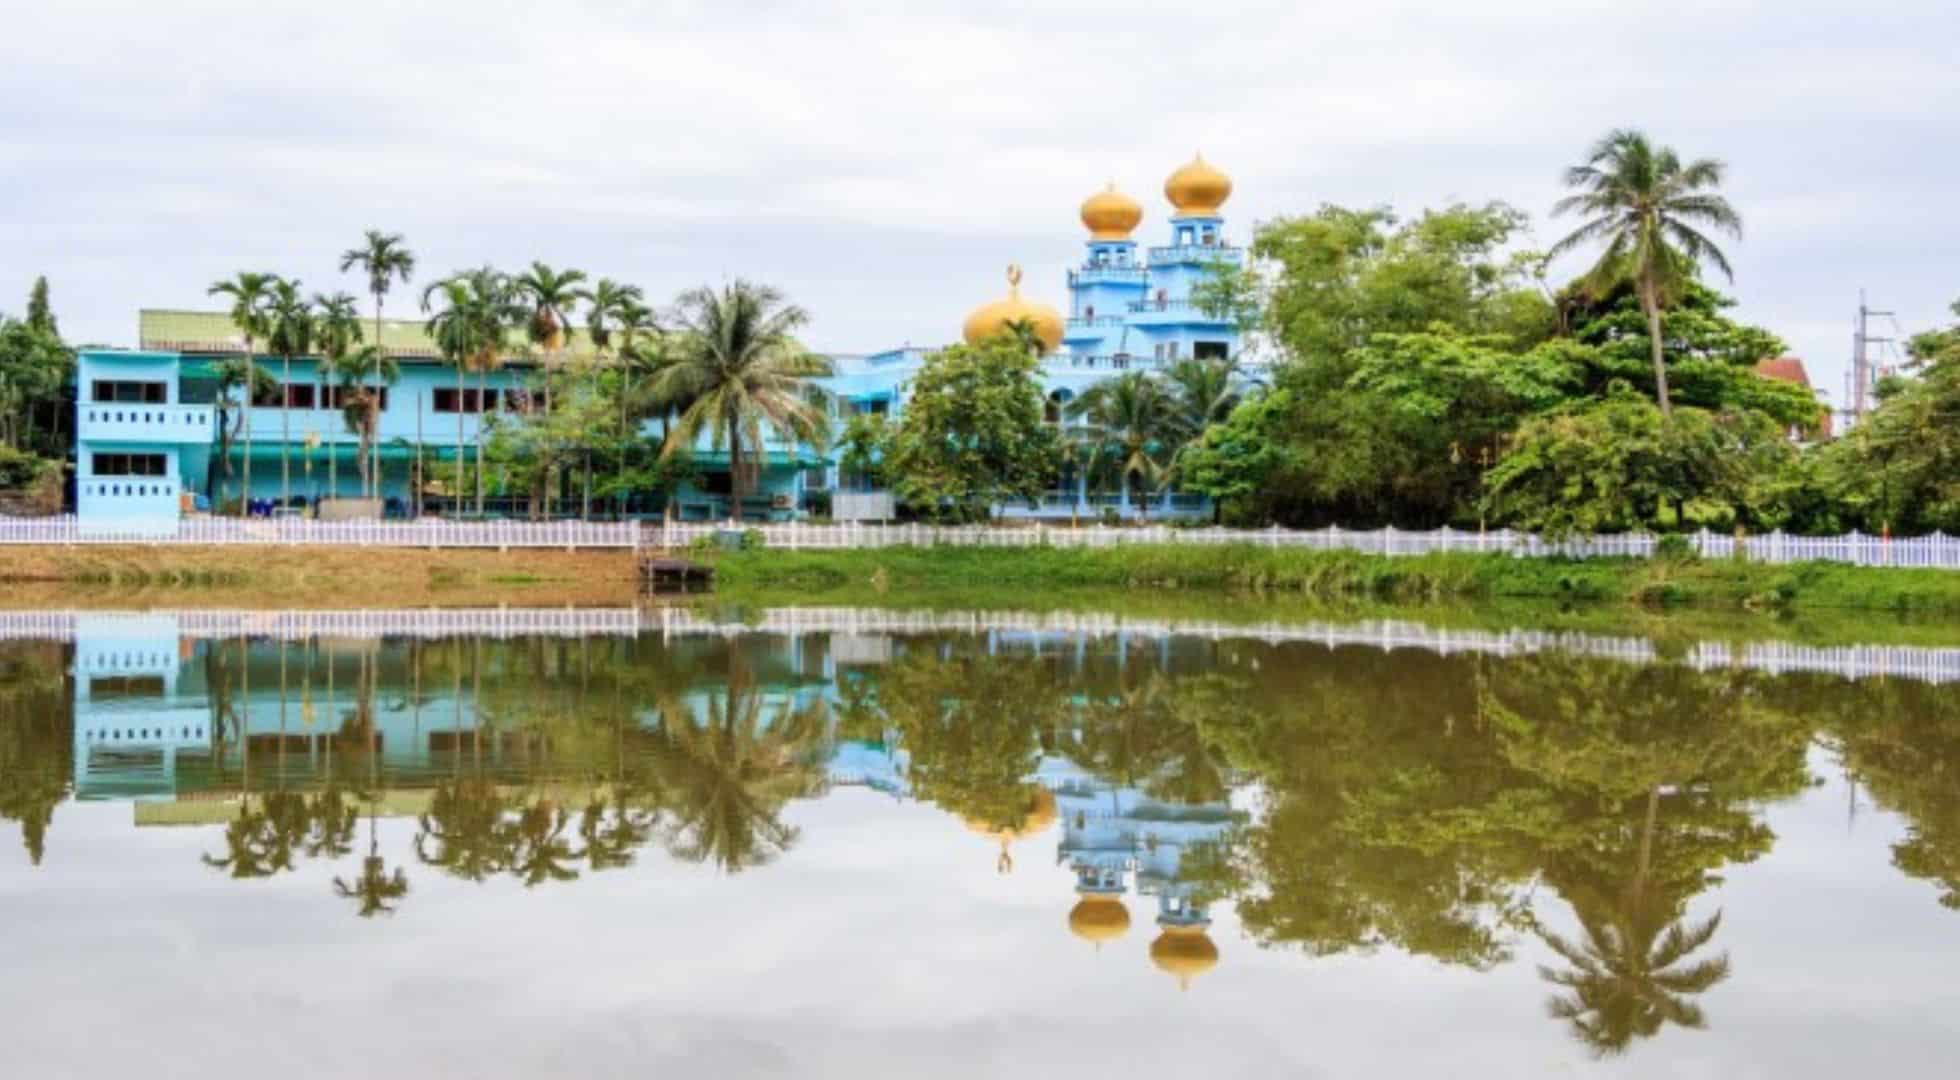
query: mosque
71 156 1247 530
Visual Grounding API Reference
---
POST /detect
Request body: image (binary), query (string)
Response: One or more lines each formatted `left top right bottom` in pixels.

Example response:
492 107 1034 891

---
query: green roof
139 309 599 364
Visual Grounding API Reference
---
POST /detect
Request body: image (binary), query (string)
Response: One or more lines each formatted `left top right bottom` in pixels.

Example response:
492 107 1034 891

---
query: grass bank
708 543 1960 616
0 545 637 607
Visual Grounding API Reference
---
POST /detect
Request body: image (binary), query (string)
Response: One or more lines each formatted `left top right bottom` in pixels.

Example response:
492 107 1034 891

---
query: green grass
708 543 1960 617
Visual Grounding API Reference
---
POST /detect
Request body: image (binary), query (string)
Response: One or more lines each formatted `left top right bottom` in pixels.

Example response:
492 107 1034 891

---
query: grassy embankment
0 545 637 608
709 543 1960 617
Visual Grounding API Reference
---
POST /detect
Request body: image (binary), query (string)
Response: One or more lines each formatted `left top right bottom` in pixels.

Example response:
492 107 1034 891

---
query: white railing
0 515 640 550
651 607 1960 687
0 607 641 642
650 521 1960 570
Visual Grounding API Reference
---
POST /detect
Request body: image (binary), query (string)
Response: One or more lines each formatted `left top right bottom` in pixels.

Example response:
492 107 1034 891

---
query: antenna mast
1850 289 1894 428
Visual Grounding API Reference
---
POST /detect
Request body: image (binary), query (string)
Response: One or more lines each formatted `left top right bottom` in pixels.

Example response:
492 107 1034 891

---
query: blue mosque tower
1060 154 1243 369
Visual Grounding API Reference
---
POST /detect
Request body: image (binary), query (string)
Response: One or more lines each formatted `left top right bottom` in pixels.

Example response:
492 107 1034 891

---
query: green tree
207 355 277 508
1067 370 1177 520
25 276 56 337
423 267 521 514
330 345 402 496
207 272 278 512
836 412 890 491
339 231 416 498
883 338 1056 521
263 277 314 510
0 316 73 461
515 262 590 363
653 281 833 522
1814 299 1960 533
1551 129 1743 416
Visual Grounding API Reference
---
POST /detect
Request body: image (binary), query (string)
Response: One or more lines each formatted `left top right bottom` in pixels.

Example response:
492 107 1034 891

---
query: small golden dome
1149 926 1220 989
1068 893 1132 944
962 264 1064 353
1080 183 1143 240
1164 153 1232 218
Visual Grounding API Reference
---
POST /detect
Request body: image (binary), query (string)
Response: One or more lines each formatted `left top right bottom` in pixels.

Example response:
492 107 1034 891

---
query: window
93 453 167 477
504 388 546 414
283 384 316 409
91 380 167 404
434 387 462 413
1195 340 1229 361
1084 305 1095 320
324 385 391 411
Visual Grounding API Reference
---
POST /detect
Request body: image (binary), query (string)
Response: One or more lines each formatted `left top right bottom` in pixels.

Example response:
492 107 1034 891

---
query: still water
2 607 1956 1078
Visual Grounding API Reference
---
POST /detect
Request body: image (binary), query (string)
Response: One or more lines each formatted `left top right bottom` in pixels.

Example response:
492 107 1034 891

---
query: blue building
72 156 1245 528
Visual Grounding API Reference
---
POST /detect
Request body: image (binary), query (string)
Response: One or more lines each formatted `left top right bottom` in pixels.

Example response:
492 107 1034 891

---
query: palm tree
415 778 510 882
650 684 827 873
263 278 314 513
515 261 589 368
1068 371 1177 521
312 292 365 502
330 345 402 497
424 268 519 515
207 272 277 514
208 356 276 508
340 231 416 497
587 281 651 517
1550 129 1743 417
334 806 410 917
654 281 833 522
1538 884 1730 1057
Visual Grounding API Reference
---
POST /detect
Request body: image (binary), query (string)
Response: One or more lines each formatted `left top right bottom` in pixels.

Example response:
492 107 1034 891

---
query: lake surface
2 606 1957 1078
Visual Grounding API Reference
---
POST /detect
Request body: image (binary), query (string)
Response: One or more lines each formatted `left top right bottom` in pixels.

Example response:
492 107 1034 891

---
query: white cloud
3 0 1955 400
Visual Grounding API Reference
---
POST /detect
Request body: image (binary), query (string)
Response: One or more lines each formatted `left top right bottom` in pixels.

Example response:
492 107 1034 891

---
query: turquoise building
72 156 1245 527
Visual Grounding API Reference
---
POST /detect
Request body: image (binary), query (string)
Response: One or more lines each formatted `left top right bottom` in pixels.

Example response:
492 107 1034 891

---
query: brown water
1 609 1956 1078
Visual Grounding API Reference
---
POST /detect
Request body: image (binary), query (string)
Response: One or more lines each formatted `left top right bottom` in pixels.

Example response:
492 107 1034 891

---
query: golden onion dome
1149 926 1220 989
1164 153 1232 218
1067 893 1133 945
962 264 1064 353
1080 183 1143 240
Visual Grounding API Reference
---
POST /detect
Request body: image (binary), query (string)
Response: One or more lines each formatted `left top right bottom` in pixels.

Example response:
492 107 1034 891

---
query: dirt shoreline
0 545 640 607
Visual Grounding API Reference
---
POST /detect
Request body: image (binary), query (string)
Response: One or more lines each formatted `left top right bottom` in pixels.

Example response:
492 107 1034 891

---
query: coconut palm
263 278 314 513
515 262 590 366
654 281 833 522
312 292 365 501
207 356 277 508
207 272 278 514
415 778 510 882
1538 883 1730 1057
424 268 520 515
650 685 827 873
1550 129 1743 417
334 807 410 917
340 231 415 497
587 283 652 516
504 796 583 886
1067 371 1177 521
330 345 402 498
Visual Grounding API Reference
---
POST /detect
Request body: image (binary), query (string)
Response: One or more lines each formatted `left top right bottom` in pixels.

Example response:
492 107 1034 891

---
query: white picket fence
654 521 1960 570
0 515 639 550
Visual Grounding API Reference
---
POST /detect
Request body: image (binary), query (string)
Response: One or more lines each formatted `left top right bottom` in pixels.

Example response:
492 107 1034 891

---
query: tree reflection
416 779 511 881
335 801 409 917
1814 678 1960 911
879 647 1059 833
0 642 71 865
649 676 827 874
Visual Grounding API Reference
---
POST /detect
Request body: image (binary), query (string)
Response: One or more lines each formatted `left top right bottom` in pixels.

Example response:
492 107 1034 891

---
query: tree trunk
1639 278 1672 417
281 356 291 512
241 337 255 515
372 294 384 500
729 433 745 524
475 371 487 516
455 365 466 517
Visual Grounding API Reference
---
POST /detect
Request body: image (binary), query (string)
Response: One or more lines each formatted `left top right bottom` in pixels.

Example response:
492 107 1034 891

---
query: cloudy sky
4 1 1954 408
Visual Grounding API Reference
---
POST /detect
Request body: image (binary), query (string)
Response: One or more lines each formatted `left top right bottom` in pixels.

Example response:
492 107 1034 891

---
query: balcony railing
1067 266 1149 287
78 403 216 444
1147 244 1244 266
1065 316 1127 329
1124 299 1231 324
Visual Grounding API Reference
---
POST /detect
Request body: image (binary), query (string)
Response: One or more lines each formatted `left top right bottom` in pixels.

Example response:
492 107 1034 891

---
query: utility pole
1850 290 1894 428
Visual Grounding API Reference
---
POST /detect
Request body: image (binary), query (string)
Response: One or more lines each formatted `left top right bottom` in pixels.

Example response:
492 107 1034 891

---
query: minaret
1137 154 1241 366
1064 184 1148 358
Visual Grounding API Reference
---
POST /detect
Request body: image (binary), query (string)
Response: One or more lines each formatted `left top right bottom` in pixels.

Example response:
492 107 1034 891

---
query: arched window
1045 388 1074 425
1084 305 1094 320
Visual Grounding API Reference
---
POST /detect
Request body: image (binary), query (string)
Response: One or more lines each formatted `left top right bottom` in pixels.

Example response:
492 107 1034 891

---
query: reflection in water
3 610 1960 1066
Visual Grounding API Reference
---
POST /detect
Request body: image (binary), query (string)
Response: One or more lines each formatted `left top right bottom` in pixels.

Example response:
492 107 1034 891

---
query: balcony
78 403 217 445
1124 298 1232 325
1068 266 1149 287
1065 315 1127 330
1146 244 1244 267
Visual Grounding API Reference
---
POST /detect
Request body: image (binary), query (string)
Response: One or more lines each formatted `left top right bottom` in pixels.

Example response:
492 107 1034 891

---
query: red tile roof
1755 356 1811 387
